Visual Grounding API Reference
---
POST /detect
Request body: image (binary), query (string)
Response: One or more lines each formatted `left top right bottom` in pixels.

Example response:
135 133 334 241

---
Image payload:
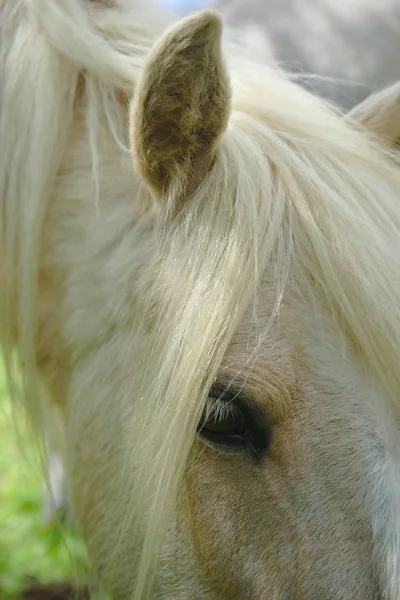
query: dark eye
199 412 249 450
197 388 271 457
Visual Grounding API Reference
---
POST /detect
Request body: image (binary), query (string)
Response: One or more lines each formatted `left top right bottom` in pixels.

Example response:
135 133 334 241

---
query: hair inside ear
130 10 231 205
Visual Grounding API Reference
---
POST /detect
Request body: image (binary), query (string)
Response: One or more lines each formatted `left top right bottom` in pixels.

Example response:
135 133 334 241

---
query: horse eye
197 390 271 457
198 412 249 451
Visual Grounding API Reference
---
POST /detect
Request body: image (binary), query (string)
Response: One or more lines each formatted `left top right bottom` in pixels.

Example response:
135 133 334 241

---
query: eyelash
197 388 272 457
202 392 241 424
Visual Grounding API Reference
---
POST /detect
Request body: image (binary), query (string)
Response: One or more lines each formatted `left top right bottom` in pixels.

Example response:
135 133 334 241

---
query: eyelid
207 385 257 422
201 385 272 457
200 394 241 429
209 384 243 403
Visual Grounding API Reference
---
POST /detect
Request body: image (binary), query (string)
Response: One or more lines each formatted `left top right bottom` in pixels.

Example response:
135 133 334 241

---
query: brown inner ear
140 55 229 192
130 11 231 201
170 150 217 219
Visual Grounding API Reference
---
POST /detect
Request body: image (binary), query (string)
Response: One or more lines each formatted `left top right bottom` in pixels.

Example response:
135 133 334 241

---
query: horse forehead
219 299 305 422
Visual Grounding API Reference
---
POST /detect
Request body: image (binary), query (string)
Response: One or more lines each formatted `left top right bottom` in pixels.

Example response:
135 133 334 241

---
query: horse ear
347 82 400 147
130 10 231 200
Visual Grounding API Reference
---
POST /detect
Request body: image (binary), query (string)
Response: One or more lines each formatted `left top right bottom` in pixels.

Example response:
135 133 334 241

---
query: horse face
125 13 400 597
156 291 397 599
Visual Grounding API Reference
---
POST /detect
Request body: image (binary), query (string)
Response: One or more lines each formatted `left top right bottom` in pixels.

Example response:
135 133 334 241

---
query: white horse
42 0 400 527
2 1 400 599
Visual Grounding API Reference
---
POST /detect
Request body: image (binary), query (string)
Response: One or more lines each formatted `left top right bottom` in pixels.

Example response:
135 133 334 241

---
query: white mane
2 1 400 598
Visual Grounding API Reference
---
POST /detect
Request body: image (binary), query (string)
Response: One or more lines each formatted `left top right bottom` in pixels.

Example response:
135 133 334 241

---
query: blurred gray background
160 0 400 109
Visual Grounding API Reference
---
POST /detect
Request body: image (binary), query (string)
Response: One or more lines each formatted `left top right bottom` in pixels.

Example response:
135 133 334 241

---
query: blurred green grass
0 363 93 597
